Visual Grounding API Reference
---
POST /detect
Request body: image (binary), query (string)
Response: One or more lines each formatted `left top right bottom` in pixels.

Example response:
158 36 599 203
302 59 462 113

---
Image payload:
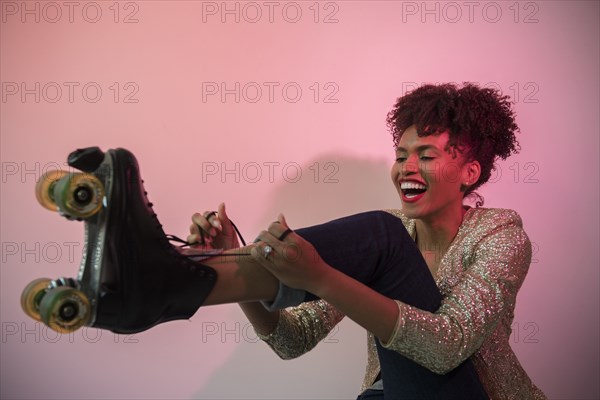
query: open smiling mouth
400 182 427 202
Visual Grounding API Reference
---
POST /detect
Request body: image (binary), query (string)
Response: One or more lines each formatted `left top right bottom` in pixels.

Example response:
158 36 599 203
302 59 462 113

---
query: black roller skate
21 147 218 334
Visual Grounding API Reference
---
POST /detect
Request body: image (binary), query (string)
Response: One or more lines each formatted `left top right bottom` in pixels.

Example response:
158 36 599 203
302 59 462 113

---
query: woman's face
390 125 476 221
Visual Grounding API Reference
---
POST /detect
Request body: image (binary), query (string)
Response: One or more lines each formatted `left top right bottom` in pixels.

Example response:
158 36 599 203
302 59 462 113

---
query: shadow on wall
193 154 401 400
256 153 402 229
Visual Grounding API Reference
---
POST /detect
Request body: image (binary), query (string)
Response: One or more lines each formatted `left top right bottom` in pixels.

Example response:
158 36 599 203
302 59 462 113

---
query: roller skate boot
21 147 218 334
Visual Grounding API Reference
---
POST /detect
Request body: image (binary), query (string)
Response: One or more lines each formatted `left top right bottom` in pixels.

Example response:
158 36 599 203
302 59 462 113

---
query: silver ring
263 245 273 258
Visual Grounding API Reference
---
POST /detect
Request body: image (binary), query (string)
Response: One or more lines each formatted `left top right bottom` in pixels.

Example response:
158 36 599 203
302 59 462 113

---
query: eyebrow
395 145 440 152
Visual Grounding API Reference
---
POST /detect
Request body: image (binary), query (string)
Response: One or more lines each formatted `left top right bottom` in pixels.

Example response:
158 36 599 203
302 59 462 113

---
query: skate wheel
39 286 91 333
35 170 68 211
53 172 105 219
21 278 51 322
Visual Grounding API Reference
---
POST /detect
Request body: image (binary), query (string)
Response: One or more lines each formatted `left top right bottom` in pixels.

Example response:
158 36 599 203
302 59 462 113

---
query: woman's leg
203 211 442 308
203 211 488 399
201 249 280 305
295 211 488 399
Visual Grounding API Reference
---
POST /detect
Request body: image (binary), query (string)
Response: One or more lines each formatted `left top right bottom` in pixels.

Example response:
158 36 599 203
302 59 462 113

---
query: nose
400 156 419 177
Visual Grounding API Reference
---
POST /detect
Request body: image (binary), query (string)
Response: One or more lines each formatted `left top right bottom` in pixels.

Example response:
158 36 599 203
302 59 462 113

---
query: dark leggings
293 211 488 400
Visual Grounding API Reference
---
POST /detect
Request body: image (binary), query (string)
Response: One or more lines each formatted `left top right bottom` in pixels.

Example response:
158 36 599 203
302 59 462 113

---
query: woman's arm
251 214 403 343
239 302 281 337
252 211 531 373
308 265 400 343
252 300 345 360
382 216 532 373
189 205 344 359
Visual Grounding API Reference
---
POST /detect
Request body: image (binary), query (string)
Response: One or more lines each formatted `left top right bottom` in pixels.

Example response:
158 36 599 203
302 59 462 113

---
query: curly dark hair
386 82 521 206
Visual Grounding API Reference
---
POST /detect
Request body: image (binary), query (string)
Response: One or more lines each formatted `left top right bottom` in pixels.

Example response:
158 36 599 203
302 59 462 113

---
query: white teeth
400 181 427 190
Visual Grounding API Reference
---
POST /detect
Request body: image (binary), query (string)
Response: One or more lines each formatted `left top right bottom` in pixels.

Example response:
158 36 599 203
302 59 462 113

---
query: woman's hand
187 202 240 250
252 214 400 343
250 214 334 296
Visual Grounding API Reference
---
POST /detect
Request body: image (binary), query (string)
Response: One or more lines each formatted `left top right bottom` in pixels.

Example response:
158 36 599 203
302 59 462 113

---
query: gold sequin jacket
258 208 546 400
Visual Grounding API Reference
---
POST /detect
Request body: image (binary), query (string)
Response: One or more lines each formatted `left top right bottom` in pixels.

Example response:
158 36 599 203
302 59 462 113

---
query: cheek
423 162 462 192
420 161 443 185
444 162 463 185
390 164 403 192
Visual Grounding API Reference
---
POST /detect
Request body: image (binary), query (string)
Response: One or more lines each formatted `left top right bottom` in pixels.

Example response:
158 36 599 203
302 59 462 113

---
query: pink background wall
1 1 598 399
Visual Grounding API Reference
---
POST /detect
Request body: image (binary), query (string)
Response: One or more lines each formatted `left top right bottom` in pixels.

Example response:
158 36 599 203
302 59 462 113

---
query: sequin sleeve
382 210 532 374
257 299 345 360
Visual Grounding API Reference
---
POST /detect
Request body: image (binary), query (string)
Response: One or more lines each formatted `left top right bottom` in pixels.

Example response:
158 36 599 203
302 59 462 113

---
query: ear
461 159 481 189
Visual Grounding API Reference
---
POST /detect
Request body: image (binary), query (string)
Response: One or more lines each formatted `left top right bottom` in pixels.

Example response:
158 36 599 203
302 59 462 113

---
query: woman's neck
414 205 467 254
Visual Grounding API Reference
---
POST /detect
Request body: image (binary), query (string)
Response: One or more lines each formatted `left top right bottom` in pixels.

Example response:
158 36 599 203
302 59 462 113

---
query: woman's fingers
250 241 275 260
253 229 280 245
191 212 219 237
217 202 229 227
264 213 295 243
277 213 288 228
252 216 300 264
187 204 240 250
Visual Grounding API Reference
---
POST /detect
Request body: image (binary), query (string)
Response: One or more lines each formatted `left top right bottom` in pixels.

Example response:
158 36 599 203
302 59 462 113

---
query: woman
189 83 547 399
